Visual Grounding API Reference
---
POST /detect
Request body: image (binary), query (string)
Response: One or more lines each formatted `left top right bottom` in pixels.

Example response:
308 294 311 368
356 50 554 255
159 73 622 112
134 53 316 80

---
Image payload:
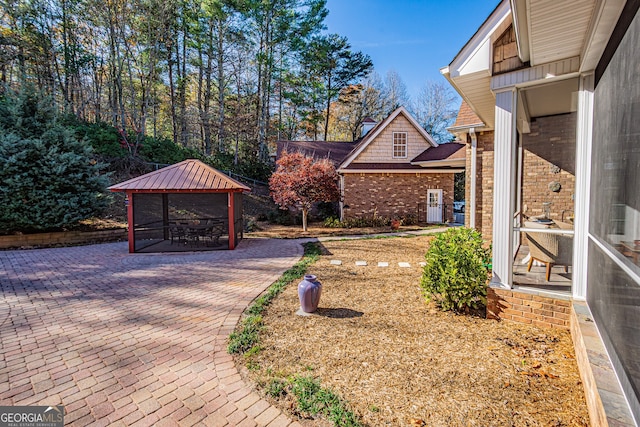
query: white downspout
469 128 477 229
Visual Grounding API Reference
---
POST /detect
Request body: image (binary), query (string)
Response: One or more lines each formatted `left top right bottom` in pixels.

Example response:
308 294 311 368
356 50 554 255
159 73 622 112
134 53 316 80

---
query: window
393 132 407 158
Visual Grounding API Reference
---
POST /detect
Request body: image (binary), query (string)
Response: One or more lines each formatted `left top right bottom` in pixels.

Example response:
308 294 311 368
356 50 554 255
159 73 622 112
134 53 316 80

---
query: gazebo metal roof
108 159 250 193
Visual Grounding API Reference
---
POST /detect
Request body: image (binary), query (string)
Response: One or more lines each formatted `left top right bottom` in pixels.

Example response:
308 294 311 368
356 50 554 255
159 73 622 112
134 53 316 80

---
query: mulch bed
247 222 433 239
239 235 590 426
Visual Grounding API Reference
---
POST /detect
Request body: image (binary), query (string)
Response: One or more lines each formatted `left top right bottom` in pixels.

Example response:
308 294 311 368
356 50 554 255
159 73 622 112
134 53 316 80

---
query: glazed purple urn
298 275 322 313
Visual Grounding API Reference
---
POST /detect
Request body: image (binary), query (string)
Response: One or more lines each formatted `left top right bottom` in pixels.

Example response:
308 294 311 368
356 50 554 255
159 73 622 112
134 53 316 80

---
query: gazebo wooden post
127 191 135 253
228 191 235 250
162 194 169 240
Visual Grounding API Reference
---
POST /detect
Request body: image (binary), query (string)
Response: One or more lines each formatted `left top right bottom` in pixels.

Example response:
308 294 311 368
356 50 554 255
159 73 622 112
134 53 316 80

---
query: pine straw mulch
239 235 590 427
246 222 432 239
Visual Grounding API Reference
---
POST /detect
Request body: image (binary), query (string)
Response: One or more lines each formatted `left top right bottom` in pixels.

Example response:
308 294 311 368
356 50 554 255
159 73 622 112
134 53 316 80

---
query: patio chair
205 220 225 246
169 223 186 245
525 230 573 281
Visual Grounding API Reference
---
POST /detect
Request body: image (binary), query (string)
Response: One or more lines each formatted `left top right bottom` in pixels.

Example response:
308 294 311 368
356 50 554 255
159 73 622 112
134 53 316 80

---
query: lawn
246 221 438 239
237 235 590 426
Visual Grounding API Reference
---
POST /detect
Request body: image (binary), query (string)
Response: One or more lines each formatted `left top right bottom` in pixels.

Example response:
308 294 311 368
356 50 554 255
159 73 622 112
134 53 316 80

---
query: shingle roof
276 140 358 166
108 159 251 192
411 142 466 163
452 101 484 128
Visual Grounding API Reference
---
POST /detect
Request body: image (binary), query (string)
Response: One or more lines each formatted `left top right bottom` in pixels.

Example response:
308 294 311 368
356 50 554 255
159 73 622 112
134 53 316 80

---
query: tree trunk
323 71 332 141
302 208 308 232
216 18 225 153
168 39 178 145
178 26 188 147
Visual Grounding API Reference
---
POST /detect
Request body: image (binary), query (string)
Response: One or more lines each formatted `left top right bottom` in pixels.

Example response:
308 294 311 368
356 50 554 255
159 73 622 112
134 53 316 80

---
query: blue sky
324 0 499 99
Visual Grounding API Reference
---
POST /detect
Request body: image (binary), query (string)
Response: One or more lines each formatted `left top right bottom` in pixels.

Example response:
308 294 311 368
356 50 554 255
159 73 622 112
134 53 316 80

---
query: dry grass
247 222 433 239
240 235 590 426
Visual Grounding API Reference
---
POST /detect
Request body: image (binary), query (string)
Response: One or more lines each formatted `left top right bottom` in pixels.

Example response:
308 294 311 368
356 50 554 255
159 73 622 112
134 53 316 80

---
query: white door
427 189 443 223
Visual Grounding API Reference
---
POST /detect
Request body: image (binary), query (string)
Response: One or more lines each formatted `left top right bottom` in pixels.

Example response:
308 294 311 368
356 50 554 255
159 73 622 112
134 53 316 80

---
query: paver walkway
0 238 304 426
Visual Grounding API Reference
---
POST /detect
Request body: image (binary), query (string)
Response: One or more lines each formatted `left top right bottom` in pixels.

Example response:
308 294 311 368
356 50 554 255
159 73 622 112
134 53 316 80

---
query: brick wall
464 131 494 239
487 287 571 329
465 113 575 239
521 113 576 221
343 173 454 221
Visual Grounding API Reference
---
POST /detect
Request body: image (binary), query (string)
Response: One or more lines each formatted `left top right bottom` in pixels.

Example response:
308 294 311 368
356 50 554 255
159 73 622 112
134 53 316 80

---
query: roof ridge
108 159 251 192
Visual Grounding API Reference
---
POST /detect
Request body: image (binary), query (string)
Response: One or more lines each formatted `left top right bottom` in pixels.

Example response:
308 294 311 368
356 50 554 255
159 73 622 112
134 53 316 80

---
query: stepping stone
355 261 367 266
398 262 411 268
377 262 389 267
330 260 342 265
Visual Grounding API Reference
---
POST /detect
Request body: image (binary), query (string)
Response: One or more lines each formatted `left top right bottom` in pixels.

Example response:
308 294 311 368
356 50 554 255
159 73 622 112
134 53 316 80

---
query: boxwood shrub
420 227 491 313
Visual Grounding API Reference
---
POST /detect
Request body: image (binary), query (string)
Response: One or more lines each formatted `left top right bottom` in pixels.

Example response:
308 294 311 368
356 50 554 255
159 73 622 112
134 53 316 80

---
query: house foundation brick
487 287 570 329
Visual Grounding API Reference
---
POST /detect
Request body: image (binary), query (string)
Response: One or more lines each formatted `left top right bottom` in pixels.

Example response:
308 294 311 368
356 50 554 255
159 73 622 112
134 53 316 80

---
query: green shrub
0 88 110 233
60 116 124 160
420 227 490 312
323 216 343 228
340 215 390 228
400 214 418 226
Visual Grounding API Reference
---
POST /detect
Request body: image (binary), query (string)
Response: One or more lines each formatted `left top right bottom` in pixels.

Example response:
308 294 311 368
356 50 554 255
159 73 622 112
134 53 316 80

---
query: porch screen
588 4 640 421
132 193 232 253
132 193 164 251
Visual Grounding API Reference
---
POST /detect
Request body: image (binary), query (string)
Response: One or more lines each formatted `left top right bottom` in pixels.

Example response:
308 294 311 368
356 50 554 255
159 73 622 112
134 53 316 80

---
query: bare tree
412 80 458 143
332 71 387 141
383 69 410 112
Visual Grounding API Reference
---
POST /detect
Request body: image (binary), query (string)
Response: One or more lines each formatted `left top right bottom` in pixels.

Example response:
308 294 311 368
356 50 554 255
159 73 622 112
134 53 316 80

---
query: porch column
572 73 594 300
469 128 477 229
491 89 518 288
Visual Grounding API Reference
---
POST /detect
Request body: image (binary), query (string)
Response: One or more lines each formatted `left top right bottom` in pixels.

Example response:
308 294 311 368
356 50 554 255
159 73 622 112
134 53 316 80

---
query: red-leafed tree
269 150 340 231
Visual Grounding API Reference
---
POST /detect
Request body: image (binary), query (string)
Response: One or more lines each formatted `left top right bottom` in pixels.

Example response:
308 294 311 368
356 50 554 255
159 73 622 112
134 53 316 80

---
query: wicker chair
525 230 573 281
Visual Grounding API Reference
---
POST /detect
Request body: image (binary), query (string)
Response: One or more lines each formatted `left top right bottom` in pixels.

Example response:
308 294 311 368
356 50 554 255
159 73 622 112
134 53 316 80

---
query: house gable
355 114 432 163
339 107 437 171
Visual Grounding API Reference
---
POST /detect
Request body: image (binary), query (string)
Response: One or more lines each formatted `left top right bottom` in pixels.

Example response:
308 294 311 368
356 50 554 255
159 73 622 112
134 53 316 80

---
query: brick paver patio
0 238 304 426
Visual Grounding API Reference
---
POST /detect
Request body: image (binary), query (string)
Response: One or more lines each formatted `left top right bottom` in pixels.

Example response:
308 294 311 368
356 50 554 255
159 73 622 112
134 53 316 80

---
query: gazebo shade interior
133 193 233 252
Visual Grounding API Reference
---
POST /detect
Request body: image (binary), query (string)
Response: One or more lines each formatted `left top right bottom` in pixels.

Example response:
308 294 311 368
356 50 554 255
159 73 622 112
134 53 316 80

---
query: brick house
442 0 640 424
449 101 576 239
277 107 465 223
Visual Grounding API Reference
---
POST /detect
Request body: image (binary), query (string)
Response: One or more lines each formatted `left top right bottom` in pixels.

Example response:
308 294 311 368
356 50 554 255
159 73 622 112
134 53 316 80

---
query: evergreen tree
0 88 110 232
302 34 373 141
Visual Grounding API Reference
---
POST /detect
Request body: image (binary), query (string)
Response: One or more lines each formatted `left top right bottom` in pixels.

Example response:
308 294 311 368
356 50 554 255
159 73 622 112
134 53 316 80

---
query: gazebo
108 159 250 253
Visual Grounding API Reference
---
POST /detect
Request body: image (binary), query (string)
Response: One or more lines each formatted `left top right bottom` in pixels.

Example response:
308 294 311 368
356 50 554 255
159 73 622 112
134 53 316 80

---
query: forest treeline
0 0 458 179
